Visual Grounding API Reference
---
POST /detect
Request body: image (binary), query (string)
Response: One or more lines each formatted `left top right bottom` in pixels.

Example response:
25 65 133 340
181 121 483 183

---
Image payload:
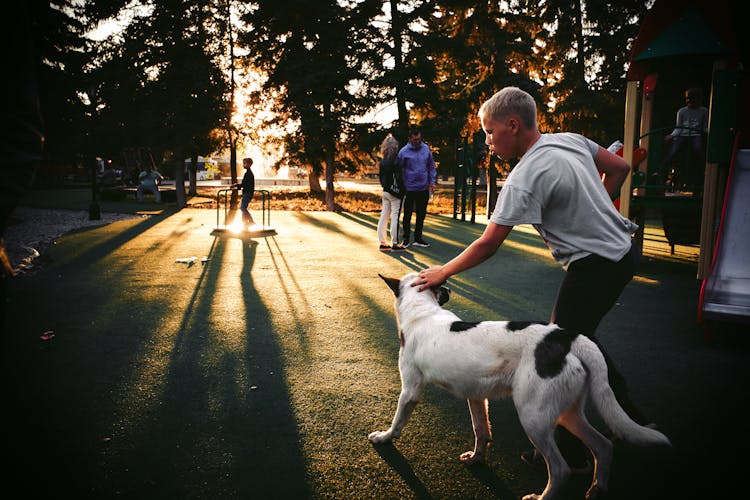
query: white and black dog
369 272 670 500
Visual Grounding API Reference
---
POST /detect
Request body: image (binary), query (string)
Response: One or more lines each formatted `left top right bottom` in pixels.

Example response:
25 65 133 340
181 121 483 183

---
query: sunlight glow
227 215 245 234
633 275 660 285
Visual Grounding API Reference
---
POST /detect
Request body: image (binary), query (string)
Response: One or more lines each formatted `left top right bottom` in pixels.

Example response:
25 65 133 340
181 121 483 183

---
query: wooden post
697 60 732 280
638 88 655 196
619 80 639 219
698 160 719 280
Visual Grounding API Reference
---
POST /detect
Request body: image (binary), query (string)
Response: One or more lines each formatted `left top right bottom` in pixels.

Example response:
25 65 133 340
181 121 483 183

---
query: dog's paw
368 430 393 444
459 450 484 465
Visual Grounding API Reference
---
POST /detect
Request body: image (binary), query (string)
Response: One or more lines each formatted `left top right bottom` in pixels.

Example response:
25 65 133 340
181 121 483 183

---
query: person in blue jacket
398 128 436 247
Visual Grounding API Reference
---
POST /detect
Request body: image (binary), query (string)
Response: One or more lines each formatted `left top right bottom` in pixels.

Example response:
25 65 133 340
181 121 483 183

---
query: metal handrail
215 187 272 229
216 187 236 229
639 125 704 140
257 190 271 228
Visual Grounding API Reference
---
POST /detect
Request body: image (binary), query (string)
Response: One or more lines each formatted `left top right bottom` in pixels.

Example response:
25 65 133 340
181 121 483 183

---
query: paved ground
1 204 748 499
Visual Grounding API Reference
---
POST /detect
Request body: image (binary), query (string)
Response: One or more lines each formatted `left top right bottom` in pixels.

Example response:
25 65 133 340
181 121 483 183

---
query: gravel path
3 207 142 274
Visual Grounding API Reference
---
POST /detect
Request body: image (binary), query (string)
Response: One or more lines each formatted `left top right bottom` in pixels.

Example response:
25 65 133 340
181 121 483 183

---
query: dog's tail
572 336 671 447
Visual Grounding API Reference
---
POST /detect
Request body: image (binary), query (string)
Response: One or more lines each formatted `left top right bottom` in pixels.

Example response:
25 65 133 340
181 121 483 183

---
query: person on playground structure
235 157 255 228
656 87 708 186
412 86 650 472
136 164 164 203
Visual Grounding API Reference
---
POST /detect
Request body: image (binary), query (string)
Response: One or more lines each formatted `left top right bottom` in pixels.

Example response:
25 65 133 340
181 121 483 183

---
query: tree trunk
324 151 335 211
308 170 322 192
390 0 409 135
188 151 198 196
323 103 336 211
572 0 587 86
229 133 238 208
226 0 238 209
174 146 187 209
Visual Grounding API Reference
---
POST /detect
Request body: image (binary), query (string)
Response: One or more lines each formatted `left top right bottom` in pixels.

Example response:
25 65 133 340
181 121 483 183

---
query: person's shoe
379 244 391 252
390 244 407 251
412 238 430 247
398 240 410 248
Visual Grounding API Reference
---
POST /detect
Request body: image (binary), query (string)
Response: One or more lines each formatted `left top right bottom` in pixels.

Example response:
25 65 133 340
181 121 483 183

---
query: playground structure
618 0 749 331
452 134 480 223
698 143 750 330
121 147 158 185
453 129 511 223
212 187 276 237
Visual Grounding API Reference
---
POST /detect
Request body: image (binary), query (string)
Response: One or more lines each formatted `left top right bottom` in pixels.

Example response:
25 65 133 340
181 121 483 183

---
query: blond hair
380 134 400 158
479 87 538 129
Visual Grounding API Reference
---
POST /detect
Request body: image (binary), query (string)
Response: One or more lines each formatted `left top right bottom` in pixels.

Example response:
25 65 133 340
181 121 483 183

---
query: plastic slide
699 146 750 326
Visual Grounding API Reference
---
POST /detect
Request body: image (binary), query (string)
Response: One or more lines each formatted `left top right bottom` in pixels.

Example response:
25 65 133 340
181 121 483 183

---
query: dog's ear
434 285 451 306
378 274 400 297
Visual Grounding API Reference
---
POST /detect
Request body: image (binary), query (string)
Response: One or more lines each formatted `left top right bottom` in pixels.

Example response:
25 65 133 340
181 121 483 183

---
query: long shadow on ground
0 213 309 498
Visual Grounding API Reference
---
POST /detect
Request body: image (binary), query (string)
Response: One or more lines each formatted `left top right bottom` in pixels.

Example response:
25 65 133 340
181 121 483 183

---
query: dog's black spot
450 321 480 332
534 327 579 378
507 321 546 332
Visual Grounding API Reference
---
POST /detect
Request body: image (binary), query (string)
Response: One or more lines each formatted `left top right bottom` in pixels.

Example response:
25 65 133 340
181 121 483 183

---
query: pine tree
87 0 228 206
240 0 377 209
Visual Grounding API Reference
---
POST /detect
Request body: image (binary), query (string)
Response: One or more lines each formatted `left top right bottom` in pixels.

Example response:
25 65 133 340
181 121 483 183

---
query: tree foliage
30 1 89 168
525 0 648 144
33 0 651 210
87 0 228 206
239 0 383 206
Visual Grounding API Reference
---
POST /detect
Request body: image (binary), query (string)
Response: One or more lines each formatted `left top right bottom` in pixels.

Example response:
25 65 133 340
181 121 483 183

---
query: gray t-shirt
672 106 708 137
490 133 638 268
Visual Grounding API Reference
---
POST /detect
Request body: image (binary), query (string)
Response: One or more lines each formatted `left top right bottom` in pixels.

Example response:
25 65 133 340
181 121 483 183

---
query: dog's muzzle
436 285 451 306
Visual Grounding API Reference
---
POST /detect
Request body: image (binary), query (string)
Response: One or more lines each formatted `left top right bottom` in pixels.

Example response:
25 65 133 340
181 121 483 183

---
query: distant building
184 156 222 180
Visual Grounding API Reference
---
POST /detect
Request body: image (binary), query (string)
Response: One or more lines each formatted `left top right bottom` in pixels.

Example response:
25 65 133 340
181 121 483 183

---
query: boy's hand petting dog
413 266 447 291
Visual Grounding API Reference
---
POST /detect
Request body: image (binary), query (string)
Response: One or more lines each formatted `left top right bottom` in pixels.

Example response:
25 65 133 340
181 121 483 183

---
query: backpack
381 157 404 198
388 161 405 197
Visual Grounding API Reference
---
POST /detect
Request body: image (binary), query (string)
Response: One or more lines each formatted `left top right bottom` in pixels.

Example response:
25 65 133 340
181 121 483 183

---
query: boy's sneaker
379 244 391 252
412 238 430 248
391 244 407 251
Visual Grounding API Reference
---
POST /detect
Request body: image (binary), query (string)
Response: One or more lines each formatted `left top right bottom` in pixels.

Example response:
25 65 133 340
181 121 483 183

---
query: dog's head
378 272 451 306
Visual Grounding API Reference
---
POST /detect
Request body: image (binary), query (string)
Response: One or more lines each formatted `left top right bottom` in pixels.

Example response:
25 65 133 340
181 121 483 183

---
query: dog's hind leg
460 399 491 465
558 400 613 500
516 393 571 499
520 427 570 500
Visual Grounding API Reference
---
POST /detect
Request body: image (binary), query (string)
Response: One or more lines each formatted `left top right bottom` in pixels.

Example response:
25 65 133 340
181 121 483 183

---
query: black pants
402 190 429 242
550 242 647 460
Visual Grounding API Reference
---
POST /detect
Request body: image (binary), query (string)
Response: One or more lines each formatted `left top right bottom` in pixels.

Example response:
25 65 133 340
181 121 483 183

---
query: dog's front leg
460 399 492 465
369 367 423 444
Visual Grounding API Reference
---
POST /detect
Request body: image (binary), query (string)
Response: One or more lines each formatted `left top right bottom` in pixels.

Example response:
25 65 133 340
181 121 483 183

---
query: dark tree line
27 0 649 208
